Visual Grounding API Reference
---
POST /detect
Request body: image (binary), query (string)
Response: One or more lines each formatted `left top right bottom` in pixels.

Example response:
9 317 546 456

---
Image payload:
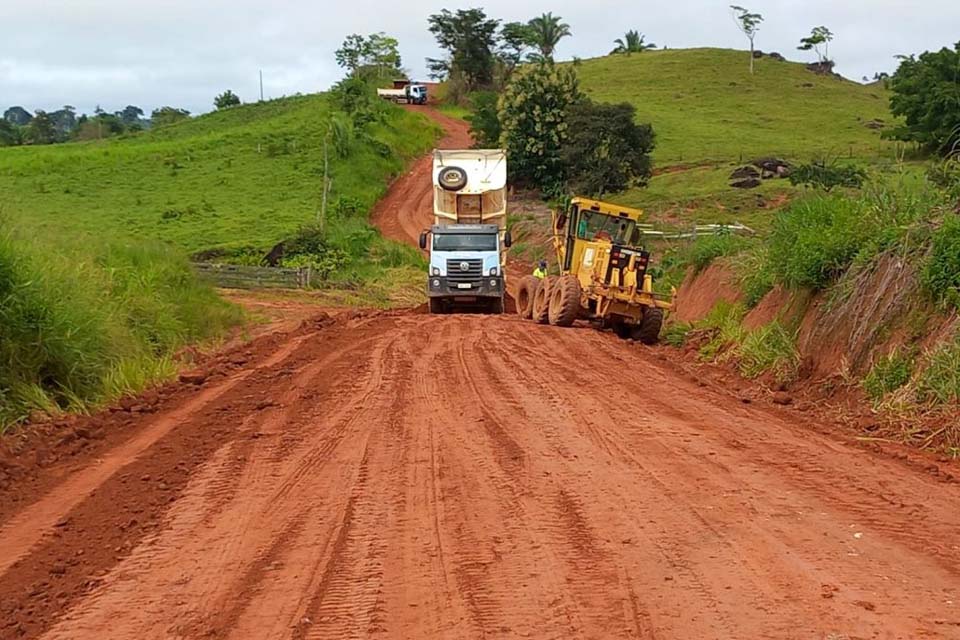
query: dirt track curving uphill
1 108 959 640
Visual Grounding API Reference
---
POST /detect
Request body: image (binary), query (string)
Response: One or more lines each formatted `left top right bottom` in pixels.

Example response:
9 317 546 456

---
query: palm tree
612 30 657 55
526 12 572 61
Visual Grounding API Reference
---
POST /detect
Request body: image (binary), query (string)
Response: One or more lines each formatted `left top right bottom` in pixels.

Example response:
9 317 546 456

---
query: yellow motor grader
515 197 674 344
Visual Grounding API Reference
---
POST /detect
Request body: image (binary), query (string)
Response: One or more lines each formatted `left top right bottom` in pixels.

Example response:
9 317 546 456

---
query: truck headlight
432 279 440 288
488 267 499 276
431 267 441 276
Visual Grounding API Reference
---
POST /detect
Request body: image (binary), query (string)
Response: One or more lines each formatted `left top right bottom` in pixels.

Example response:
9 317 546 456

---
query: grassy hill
0 94 440 254
577 48 894 165
561 48 904 230
0 93 440 429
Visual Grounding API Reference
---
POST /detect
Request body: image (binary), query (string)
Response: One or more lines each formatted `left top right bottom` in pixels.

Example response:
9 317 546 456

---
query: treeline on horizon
0 90 241 147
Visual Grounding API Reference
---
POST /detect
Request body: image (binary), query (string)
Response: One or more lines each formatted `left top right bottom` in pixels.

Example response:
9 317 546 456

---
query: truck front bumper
427 276 504 299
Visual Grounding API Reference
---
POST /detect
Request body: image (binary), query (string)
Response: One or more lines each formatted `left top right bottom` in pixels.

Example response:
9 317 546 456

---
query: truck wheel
429 299 447 315
634 307 664 345
489 297 504 315
548 275 581 327
516 276 539 319
532 276 557 325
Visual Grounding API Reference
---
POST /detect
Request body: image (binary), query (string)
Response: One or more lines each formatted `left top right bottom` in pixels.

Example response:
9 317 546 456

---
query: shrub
467 90 501 148
765 181 939 290
788 160 867 191
561 100 655 197
498 62 582 190
921 214 960 310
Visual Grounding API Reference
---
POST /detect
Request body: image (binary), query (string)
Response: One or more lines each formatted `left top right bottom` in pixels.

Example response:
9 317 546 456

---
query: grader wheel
634 307 664 345
532 276 557 325
548 275 581 327
515 276 539 320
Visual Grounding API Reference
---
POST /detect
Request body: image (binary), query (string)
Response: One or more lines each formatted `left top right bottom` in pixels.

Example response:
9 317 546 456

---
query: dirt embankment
674 256 959 427
1 104 960 640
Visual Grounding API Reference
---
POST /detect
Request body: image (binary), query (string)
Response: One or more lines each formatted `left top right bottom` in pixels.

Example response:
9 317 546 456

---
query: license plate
457 283 472 289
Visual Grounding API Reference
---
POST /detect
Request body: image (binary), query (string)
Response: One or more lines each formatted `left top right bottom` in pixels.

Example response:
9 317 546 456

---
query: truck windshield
433 234 497 251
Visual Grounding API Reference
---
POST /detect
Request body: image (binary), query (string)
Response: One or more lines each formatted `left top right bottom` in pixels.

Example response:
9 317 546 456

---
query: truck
418 149 511 314
514 197 674 343
376 83 428 105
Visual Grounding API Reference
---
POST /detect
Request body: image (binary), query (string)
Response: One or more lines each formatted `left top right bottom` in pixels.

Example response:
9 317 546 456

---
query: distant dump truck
419 149 511 314
377 83 428 105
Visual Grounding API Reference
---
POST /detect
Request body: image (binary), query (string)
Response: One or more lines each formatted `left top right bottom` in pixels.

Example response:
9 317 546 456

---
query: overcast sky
2 1 958 117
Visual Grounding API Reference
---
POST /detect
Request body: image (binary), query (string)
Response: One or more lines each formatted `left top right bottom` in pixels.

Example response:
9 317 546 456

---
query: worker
533 260 547 279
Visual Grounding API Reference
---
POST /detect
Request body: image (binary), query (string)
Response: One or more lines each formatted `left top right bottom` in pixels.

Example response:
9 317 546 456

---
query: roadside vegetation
0 213 243 431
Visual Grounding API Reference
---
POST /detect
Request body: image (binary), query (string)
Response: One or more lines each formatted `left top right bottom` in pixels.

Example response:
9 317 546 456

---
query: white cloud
1 0 957 115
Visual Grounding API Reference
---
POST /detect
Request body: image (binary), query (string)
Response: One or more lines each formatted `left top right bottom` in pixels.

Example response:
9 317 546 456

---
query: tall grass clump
0 218 242 430
921 214 960 311
764 177 944 290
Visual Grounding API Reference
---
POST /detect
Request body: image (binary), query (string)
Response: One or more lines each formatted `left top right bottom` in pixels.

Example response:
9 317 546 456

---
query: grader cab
515 197 674 344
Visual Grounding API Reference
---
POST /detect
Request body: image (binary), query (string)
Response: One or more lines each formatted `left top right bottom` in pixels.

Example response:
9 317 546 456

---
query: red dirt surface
2 109 960 640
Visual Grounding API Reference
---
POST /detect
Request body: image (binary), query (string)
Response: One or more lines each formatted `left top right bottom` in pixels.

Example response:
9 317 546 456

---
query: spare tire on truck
437 166 468 191
633 307 664 345
548 275 581 327
532 276 557 325
516 276 539 320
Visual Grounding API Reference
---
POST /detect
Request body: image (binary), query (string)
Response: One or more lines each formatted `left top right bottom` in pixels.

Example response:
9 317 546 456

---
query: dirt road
2 108 959 640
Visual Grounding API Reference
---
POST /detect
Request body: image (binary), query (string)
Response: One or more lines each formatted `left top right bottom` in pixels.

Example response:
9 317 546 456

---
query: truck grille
446 259 483 283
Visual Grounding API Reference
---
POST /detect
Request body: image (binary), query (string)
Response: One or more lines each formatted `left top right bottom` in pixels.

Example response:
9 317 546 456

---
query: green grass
0 214 243 430
695 302 799 382
0 94 440 255
863 349 915 401
571 48 908 230
576 48 896 165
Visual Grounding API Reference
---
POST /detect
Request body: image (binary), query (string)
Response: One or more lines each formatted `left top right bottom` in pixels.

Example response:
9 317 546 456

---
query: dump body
421 149 510 313
553 197 673 326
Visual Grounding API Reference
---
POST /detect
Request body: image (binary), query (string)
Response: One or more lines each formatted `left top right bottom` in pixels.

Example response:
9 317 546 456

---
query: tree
0 119 21 146
730 5 763 74
24 110 56 144
498 62 582 189
798 26 834 64
426 9 500 90
214 90 241 109
116 105 144 126
49 106 77 141
526 12 571 62
335 34 370 77
3 106 32 126
466 91 501 147
151 107 190 127
887 42 960 156
366 33 403 78
561 101 656 197
612 30 657 55
498 21 534 76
